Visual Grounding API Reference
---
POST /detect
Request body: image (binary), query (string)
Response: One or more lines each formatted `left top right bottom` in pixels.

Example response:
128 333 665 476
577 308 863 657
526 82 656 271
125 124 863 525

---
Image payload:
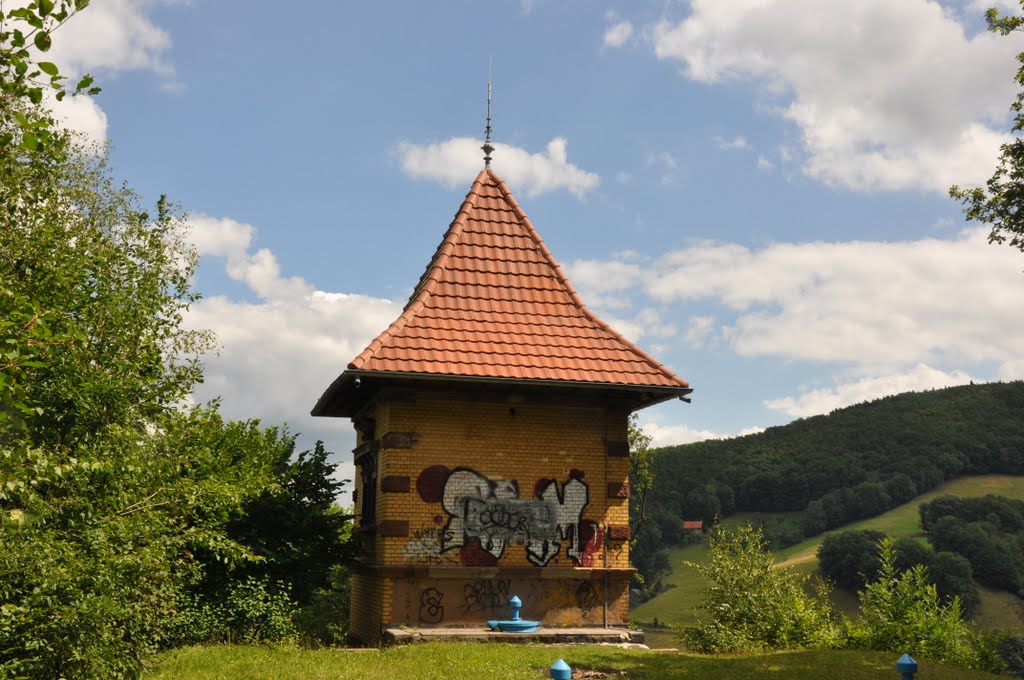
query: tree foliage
680 524 842 653
0 4 350 675
818 530 980 617
950 2 1024 257
848 539 977 666
632 381 1024 576
628 414 654 548
921 495 1024 596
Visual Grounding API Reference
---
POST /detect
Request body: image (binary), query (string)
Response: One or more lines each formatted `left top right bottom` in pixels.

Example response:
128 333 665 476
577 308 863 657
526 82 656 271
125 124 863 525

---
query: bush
680 524 842 653
164 577 297 646
848 539 973 666
999 634 1024 677
294 564 351 647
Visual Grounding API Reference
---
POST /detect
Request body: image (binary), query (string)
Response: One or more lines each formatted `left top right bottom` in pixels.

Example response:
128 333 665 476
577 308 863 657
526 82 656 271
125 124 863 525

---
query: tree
817 530 886 590
0 7 289 675
950 2 1024 257
628 414 655 549
680 524 842 653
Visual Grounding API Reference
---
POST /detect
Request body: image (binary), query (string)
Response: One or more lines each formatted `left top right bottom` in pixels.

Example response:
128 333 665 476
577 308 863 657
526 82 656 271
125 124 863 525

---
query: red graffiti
459 537 499 567
574 520 603 567
533 478 555 499
417 465 450 503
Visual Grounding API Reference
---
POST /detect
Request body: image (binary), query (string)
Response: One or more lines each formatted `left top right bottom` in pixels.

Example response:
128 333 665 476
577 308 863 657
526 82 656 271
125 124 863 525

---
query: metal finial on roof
482 58 494 168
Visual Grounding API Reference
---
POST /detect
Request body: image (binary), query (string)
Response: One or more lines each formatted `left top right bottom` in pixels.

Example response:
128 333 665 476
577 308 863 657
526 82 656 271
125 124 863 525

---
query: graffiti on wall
415 466 598 567
404 525 458 565
462 578 511 614
575 580 598 616
419 587 445 624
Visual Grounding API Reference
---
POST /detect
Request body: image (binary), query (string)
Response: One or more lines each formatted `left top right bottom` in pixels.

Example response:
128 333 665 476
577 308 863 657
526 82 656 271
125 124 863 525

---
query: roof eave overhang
310 369 693 418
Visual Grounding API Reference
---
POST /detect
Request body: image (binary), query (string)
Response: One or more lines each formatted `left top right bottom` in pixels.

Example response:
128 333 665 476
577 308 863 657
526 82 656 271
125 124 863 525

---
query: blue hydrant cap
896 654 918 672
550 658 571 680
510 595 522 607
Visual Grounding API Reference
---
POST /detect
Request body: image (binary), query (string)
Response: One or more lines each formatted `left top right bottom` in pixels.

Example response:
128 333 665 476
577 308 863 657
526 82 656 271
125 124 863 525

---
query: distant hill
632 382 1024 597
632 475 1024 637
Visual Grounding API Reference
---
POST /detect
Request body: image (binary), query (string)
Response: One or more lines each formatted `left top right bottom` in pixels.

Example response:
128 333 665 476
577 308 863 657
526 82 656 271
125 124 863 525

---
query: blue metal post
509 595 522 621
896 653 918 680
550 658 571 680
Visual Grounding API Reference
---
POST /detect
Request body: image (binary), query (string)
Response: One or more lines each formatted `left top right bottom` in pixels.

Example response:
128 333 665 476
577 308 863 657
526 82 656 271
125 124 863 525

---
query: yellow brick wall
375 396 630 570
348 571 390 645
347 389 635 638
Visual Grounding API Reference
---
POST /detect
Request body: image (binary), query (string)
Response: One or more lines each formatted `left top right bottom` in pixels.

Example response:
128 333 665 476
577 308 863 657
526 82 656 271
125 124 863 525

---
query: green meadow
144 643 1002 680
632 475 1024 637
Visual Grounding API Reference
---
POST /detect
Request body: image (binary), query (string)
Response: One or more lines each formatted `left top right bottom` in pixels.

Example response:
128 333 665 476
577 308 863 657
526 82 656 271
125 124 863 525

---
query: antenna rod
482 57 494 168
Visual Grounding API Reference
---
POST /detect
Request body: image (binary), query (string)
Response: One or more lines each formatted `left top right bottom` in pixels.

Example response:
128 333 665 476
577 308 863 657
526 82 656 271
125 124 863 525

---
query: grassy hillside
633 475 1024 635
145 643 1002 680
635 382 1024 587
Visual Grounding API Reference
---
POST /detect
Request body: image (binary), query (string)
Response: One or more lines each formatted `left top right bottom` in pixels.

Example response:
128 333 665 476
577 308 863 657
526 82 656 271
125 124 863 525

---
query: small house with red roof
312 166 690 645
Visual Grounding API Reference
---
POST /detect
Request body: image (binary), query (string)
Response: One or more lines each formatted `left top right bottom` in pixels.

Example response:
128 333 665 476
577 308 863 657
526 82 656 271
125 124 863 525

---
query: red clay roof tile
344 169 688 390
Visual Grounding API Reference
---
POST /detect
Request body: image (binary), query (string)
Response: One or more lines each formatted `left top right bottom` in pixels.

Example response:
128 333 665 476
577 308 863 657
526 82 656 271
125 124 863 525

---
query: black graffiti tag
419 587 444 624
462 578 510 614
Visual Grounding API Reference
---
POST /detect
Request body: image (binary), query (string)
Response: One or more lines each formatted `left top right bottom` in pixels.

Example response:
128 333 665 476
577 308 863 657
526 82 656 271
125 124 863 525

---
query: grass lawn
632 475 1024 634
144 643 1002 680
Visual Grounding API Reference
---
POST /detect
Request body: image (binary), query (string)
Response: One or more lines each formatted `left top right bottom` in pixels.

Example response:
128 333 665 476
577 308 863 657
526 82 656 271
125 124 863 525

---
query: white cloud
650 0 1024 191
49 0 178 82
395 137 600 199
45 91 108 142
638 420 765 447
570 227 1024 379
29 0 185 143
764 364 976 418
604 20 635 48
684 315 715 349
184 215 405 488
756 155 774 171
189 215 311 302
712 135 751 151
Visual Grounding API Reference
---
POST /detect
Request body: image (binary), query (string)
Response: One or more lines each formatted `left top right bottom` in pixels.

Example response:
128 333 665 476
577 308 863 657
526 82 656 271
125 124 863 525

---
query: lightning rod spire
482 58 494 168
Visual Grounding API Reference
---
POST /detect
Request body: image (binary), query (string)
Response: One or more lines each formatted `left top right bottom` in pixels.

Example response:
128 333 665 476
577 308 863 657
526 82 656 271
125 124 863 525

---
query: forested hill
641 381 1024 549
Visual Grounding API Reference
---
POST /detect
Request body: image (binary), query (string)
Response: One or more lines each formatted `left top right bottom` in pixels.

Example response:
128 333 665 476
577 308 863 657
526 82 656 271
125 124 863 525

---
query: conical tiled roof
312 168 689 416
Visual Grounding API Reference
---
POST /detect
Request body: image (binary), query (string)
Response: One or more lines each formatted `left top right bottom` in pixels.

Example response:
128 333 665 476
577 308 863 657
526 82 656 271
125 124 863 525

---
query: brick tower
311 168 690 646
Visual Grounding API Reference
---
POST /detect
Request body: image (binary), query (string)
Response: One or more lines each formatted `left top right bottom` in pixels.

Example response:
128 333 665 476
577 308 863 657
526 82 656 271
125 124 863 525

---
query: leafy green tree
628 414 655 549
0 0 101 155
950 2 1024 257
849 539 973 666
680 524 842 653
817 530 886 590
186 440 354 645
0 8 291 674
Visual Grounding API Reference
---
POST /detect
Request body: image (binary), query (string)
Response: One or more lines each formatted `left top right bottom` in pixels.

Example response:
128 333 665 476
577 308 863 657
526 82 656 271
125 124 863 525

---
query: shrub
848 538 971 665
164 577 297 646
680 524 842 653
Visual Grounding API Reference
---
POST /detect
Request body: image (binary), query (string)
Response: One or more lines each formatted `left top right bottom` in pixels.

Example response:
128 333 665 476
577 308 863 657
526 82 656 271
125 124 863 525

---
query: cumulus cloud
45 91 108 142
639 420 764 447
764 364 976 418
184 215 405 487
49 0 178 81
31 0 184 142
650 0 1024 191
604 20 635 48
396 137 599 199
569 226 1024 383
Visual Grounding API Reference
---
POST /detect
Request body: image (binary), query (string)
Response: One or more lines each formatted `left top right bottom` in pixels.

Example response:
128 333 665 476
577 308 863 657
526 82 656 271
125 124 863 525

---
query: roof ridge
486 169 688 389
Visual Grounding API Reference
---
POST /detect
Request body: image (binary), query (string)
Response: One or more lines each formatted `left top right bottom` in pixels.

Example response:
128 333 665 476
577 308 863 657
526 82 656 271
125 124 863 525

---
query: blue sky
48 0 1024 491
